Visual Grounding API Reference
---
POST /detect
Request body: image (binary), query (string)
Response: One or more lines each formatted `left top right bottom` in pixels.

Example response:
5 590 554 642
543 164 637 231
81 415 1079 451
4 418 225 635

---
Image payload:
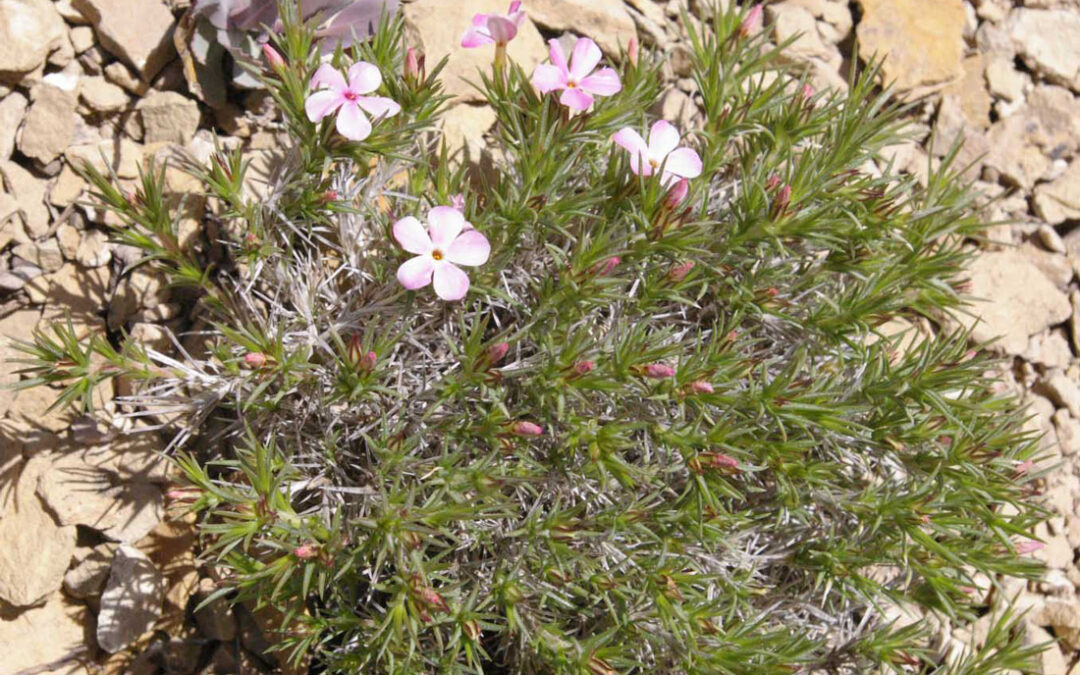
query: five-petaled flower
613 120 703 186
305 62 401 141
461 1 525 48
532 37 622 111
393 206 491 301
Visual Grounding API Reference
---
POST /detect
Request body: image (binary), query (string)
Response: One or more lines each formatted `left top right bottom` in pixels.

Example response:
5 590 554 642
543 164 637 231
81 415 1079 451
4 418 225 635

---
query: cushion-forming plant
17 2 1048 673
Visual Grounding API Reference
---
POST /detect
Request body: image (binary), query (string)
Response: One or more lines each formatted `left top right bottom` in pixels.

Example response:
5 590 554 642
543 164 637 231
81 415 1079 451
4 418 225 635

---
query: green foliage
15 2 1049 673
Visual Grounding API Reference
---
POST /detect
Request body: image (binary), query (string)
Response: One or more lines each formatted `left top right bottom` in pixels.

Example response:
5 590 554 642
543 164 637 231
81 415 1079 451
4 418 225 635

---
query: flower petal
432 261 471 301
486 15 518 44
559 87 594 110
310 63 346 91
647 120 681 161
428 206 466 250
347 61 382 94
393 216 433 255
335 103 372 141
548 38 569 76
569 38 602 81
612 127 647 154
461 27 493 48
664 147 703 180
446 230 491 266
305 89 344 123
397 255 435 290
580 68 622 96
356 96 401 119
532 64 566 93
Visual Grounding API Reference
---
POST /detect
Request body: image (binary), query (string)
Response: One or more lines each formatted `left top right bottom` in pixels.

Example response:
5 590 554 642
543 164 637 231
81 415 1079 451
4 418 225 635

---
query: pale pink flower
305 62 401 141
461 1 525 48
613 120 703 186
532 37 622 111
393 206 491 301
1013 459 1034 477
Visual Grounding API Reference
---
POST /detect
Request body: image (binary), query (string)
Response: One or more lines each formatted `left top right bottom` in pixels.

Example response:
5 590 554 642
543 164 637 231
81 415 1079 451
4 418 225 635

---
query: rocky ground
2 0 1080 673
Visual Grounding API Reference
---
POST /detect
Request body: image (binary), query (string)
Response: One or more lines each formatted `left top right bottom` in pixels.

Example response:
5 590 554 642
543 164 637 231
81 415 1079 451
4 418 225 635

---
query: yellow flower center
432 250 444 261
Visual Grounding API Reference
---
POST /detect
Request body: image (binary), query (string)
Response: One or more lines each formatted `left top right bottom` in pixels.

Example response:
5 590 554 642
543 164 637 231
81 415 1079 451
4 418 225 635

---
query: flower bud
765 174 781 191
627 35 639 68
771 184 791 218
592 256 621 276
244 352 268 368
738 4 763 39
667 260 695 283
687 380 714 395
359 350 377 372
510 421 543 437
707 453 739 470
665 178 689 209
262 43 285 71
484 342 510 367
1013 459 1034 477
800 83 815 100
404 47 421 80
573 360 595 376
293 544 318 559
320 189 338 203
1015 539 1044 555
642 363 675 379
462 619 482 640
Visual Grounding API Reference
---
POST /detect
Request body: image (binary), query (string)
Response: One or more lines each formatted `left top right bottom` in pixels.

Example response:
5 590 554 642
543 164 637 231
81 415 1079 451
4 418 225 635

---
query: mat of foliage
16 3 1047 673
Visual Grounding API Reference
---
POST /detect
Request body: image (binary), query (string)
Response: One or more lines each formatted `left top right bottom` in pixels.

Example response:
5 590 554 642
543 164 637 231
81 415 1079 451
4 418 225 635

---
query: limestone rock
97 544 166 653
1035 160 1080 224
0 308 42 418
50 164 87 208
1007 8 1080 92
984 85 1080 189
72 0 176 81
440 103 496 162
65 138 142 179
958 250 1072 355
768 3 837 65
77 228 112 267
0 160 50 238
17 83 77 164
941 55 991 131
64 543 118 601
13 239 64 273
527 0 636 60
1043 373 1080 419
0 0 66 82
0 91 27 161
137 90 200 145
0 453 77 607
856 0 965 95
79 74 129 113
0 591 88 673
404 0 548 102
986 56 1028 102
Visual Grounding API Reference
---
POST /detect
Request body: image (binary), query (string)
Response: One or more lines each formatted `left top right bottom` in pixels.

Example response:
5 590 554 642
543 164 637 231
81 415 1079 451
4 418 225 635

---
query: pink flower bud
1015 539 1044 555
573 360 595 376
688 380 714 394
405 47 420 79
919 514 931 524
244 352 268 368
771 184 791 218
510 421 543 437
485 342 510 367
165 488 197 502
359 350 377 372
642 363 676 379
592 256 621 276
800 83 815 100
665 179 689 209
1013 459 1034 477
667 261 695 283
293 544 318 559
708 453 739 470
627 35 639 68
321 189 338 203
262 43 285 70
738 4 763 38
765 174 781 191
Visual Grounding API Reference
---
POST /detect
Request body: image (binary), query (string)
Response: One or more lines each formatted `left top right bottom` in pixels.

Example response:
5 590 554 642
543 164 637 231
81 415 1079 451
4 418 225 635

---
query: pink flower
642 363 676 379
613 120 703 186
510 421 543 437
738 4 764 38
305 62 401 142
532 37 622 111
393 206 491 301
461 1 525 48
1013 459 1034 477
1015 539 1044 555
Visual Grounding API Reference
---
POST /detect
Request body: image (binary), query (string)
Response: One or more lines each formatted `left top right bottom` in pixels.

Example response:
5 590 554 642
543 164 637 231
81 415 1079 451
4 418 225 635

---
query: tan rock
97 544 166 653
13 239 64 272
0 159 49 238
0 453 77 607
56 222 80 259
526 0 636 60
1024 330 1073 369
1008 8 1080 92
1044 373 1080 419
958 250 1072 355
50 164 87 208
137 90 200 145
768 3 837 65
856 0 965 94
0 90 27 161
0 307 42 419
64 542 118 602
72 0 176 81
65 137 142 179
0 591 89 672
984 85 1080 189
404 0 548 102
0 0 66 82
76 227 111 268
16 83 77 164
986 56 1028 102
941 54 991 131
24 263 111 329
1036 160 1080 225
70 24 95 54
79 74 129 113
440 103 496 161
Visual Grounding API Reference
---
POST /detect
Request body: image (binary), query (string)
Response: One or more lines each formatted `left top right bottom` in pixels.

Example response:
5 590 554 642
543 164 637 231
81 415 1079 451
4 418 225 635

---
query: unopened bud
509 421 543 437
359 350 377 372
293 544 318 559
765 174 781 191
642 363 675 379
627 35 639 68
687 380 714 394
592 256 620 276
321 189 338 203
1013 459 1034 477
262 43 285 71
665 178 689 208
573 360 595 376
1015 539 1044 555
165 488 197 502
667 260 695 283
800 83 815 99
462 619 482 640
771 184 791 218
404 47 421 80
706 453 739 470
484 342 510 367
738 4 763 39
244 352 268 368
